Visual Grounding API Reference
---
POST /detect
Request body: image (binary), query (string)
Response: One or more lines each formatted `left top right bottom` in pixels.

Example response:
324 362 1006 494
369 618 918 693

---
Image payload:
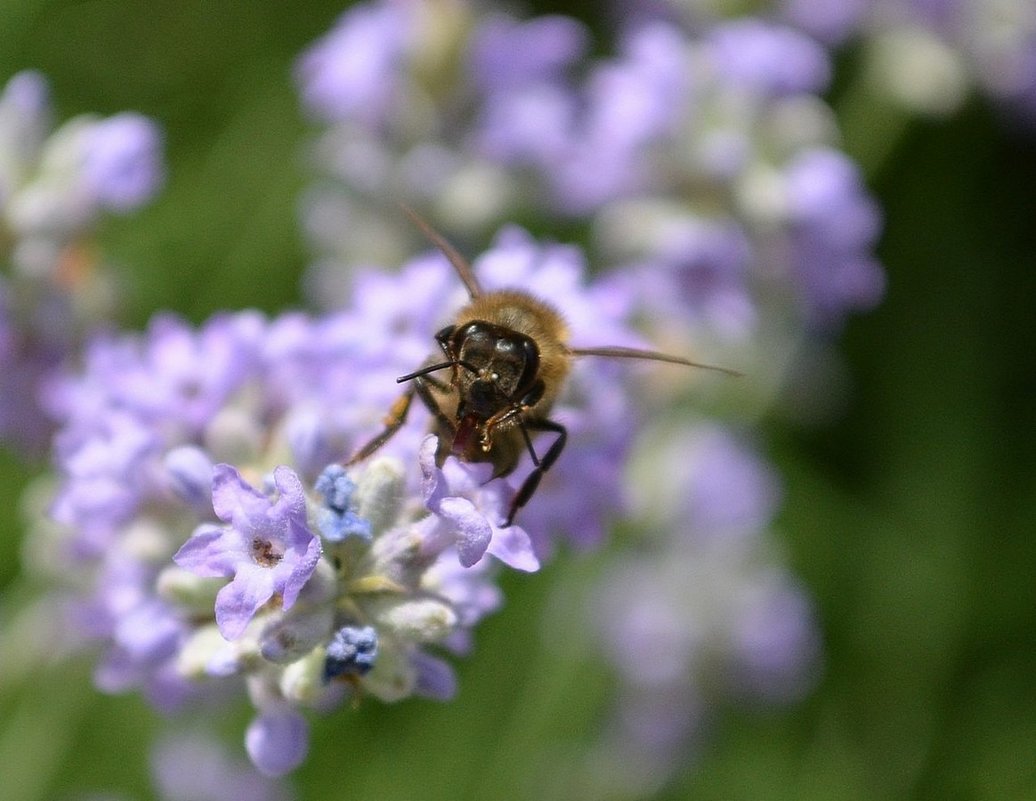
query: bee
348 206 739 527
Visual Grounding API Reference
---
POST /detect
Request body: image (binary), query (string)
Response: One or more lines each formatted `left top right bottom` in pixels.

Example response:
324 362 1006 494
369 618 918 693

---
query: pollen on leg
383 394 411 426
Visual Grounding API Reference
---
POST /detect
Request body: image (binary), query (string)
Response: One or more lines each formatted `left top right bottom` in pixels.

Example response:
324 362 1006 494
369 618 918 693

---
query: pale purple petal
172 524 242 577
164 445 215 513
295 3 411 125
211 464 275 530
467 14 588 92
485 523 539 572
280 518 323 609
214 566 277 640
436 496 492 568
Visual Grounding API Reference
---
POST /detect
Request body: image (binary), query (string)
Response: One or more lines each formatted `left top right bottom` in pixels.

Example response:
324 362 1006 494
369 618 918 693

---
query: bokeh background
1 2 1034 800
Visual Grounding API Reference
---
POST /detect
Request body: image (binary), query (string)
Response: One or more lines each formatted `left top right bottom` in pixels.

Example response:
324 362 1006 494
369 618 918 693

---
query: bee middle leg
505 418 567 527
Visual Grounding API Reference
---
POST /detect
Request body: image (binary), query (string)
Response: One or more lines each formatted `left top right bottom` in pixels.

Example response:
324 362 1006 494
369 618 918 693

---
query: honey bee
348 206 739 527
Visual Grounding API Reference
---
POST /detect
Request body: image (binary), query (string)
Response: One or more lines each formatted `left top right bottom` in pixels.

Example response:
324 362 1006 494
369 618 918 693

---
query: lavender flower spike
174 465 323 640
0 71 165 458
36 222 657 775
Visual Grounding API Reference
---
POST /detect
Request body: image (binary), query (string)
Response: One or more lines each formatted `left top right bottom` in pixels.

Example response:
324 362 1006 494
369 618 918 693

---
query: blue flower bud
314 463 372 543
323 624 378 681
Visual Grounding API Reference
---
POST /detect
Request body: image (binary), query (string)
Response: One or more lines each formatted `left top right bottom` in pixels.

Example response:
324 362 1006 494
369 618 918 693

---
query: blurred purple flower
778 0 867 44
783 148 886 324
468 14 588 93
629 0 1036 120
295 2 411 125
706 18 831 95
151 732 294 801
586 423 819 786
296 2 885 343
0 71 164 458
0 70 52 198
544 22 696 213
81 112 164 212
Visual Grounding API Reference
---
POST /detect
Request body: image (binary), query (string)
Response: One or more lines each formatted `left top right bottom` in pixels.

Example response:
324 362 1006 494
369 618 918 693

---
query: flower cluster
36 227 651 775
296 0 884 359
629 0 1036 119
0 70 163 455
584 423 819 795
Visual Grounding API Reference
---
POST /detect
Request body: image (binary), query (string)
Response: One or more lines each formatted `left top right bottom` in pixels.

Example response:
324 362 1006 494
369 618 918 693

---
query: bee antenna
569 346 743 377
396 360 454 383
398 202 483 299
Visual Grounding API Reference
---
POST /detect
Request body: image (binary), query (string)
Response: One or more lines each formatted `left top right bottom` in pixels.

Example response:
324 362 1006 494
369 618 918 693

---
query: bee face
449 321 540 421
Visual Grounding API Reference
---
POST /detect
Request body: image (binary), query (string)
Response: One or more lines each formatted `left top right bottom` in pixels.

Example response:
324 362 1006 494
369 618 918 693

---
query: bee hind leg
504 418 566 527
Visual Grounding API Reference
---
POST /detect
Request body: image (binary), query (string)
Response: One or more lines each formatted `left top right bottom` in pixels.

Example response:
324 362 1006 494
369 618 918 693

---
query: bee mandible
348 207 739 527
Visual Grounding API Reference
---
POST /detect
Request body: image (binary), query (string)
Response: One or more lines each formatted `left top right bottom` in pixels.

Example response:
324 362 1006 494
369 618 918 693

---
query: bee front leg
410 377 459 467
504 418 566 527
345 388 416 465
346 377 455 466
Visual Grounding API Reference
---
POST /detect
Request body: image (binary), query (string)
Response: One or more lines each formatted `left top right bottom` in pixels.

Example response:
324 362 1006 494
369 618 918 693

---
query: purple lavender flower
631 0 1036 119
468 14 589 93
778 0 867 44
420 435 538 570
783 147 886 324
174 465 322 640
545 22 696 214
41 304 508 771
0 70 52 198
834 0 1036 119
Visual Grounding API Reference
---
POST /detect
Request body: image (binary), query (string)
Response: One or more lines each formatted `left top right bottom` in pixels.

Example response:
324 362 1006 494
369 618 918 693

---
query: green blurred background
1 2 1035 800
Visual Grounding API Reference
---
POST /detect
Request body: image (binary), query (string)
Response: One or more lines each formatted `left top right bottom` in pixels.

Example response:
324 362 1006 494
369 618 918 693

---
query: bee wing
569 346 742 376
399 203 483 299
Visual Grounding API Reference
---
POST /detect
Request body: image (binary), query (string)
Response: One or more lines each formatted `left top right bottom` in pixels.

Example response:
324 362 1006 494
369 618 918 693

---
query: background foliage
1 2 1034 800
